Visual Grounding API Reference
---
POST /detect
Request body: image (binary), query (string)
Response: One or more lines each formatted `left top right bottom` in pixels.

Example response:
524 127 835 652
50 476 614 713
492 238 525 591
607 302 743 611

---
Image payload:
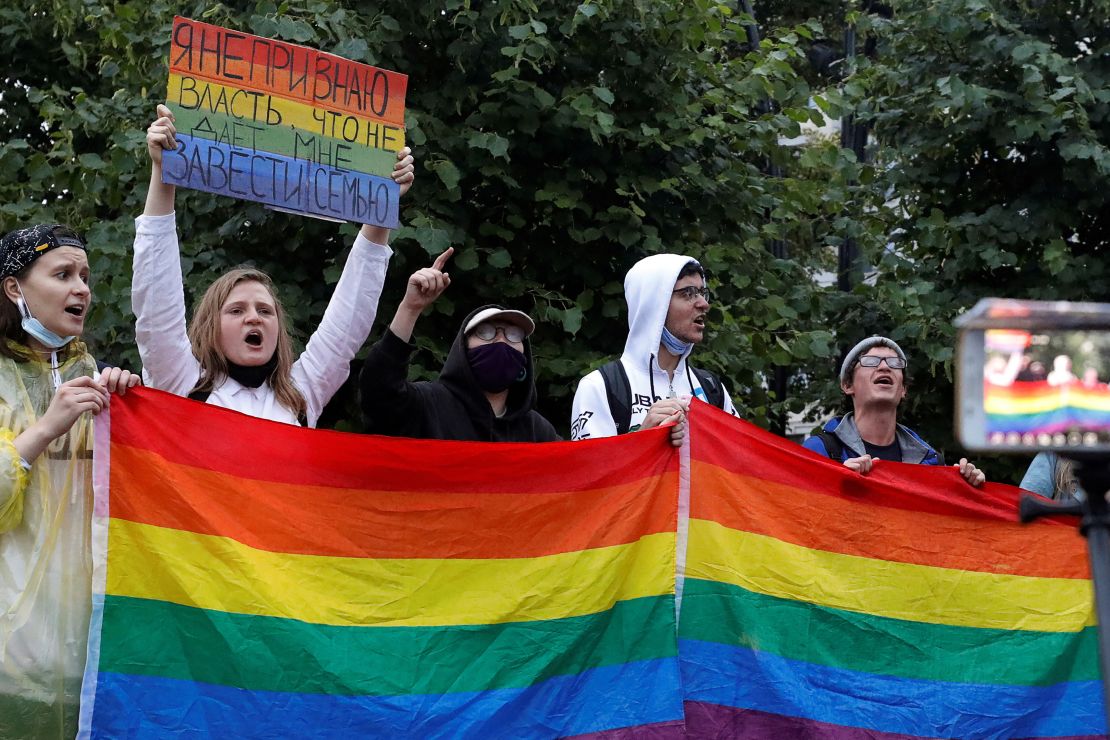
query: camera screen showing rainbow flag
161 17 406 225
984 328 1110 446
79 390 1102 737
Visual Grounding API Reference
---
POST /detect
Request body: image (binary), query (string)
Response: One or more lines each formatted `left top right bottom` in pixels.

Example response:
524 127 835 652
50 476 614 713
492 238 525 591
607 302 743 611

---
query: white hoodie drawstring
50 350 62 391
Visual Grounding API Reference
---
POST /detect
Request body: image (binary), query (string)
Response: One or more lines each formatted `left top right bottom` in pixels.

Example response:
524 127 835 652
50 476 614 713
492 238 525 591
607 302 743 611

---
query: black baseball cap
0 224 87 279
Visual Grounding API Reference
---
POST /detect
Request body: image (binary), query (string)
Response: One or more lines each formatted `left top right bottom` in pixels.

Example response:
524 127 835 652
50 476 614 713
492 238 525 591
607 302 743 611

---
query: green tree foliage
9 0 1103 483
0 0 851 433
827 0 1110 473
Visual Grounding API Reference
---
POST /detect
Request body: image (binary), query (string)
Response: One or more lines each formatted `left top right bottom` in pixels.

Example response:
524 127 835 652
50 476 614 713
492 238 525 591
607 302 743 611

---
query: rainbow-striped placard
161 17 407 226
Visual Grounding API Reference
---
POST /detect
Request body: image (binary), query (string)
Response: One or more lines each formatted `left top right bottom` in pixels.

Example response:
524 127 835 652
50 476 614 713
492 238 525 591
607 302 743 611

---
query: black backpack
815 430 846 461
598 360 725 435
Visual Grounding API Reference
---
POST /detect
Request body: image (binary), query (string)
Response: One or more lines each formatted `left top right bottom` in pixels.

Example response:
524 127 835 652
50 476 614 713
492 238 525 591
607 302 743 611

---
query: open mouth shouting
244 330 264 348
64 303 86 318
873 375 895 387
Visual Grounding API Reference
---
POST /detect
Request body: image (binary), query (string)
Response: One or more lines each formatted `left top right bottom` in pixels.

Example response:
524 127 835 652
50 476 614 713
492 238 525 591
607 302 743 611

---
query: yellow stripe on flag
106 519 674 628
687 518 1093 632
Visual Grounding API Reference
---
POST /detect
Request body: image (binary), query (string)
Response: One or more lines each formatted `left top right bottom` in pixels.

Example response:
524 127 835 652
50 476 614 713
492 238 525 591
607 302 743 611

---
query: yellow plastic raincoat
0 341 96 739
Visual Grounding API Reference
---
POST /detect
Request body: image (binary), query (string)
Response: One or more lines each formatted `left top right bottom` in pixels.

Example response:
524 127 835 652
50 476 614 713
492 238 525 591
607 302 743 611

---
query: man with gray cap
803 336 986 486
359 247 558 442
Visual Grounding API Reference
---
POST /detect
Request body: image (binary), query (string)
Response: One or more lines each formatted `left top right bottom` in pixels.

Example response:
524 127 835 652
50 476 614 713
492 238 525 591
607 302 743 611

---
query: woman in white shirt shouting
133 104 414 426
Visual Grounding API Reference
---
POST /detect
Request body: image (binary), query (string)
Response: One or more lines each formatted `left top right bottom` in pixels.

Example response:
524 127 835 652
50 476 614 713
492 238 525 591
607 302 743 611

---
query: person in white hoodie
570 253 737 445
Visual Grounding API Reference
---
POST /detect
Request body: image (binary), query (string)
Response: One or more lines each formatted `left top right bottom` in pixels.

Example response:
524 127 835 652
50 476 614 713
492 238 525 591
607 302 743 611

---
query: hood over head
440 303 540 421
621 253 702 368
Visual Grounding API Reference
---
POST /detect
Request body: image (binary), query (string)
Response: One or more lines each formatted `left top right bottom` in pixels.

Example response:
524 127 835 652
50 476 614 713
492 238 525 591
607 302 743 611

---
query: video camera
955 298 1110 455
958 298 1110 725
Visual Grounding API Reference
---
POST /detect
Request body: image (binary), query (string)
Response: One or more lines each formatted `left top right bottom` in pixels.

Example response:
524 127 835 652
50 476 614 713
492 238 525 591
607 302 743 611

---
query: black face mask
467 342 527 393
227 352 278 388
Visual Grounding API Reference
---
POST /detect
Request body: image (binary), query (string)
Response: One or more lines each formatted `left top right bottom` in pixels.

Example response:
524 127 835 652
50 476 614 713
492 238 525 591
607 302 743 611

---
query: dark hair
677 261 706 281
0 264 31 361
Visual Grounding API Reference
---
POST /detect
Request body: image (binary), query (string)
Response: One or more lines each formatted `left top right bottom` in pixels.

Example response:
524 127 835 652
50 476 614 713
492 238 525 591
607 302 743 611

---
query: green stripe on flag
100 593 677 696
679 578 1098 686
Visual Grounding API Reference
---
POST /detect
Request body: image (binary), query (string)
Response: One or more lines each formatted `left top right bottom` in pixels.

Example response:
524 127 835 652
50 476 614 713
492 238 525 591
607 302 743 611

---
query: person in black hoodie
359 247 559 442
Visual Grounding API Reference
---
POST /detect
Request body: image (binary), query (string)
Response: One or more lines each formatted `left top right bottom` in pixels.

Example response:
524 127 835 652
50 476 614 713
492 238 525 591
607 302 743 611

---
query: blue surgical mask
660 326 692 357
16 290 76 350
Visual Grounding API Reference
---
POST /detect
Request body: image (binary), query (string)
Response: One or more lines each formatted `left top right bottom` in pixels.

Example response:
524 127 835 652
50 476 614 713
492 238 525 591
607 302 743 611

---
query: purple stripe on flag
684 702 927 739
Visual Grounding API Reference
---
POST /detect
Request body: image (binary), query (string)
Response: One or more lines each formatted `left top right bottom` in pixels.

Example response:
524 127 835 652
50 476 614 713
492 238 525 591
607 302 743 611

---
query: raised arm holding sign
133 91 413 427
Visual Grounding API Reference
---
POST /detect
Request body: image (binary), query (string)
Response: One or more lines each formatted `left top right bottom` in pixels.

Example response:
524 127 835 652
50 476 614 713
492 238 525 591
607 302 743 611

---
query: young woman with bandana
134 105 415 427
359 248 559 441
0 224 139 738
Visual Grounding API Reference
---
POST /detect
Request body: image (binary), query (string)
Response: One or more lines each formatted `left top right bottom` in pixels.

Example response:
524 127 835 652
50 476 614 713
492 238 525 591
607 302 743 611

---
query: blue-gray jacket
803 413 943 465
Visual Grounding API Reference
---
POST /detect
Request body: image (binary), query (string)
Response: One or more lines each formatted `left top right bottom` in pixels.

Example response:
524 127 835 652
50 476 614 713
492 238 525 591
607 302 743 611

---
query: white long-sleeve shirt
132 212 391 427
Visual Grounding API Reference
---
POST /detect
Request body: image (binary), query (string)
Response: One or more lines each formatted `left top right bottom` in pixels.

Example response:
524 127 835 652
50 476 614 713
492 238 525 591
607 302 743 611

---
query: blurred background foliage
1 0 1107 483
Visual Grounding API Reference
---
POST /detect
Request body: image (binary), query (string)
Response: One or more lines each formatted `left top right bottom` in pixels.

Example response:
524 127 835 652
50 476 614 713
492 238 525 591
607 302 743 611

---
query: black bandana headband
0 224 87 279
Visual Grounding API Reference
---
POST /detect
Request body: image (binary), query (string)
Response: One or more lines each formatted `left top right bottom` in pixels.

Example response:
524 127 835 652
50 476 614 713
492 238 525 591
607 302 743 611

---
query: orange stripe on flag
691 460 1089 580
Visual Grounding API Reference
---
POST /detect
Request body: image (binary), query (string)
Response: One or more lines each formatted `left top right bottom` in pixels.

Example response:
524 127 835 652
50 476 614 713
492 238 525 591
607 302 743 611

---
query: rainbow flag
680 404 1104 737
78 391 1102 737
986 380 1110 435
78 389 684 738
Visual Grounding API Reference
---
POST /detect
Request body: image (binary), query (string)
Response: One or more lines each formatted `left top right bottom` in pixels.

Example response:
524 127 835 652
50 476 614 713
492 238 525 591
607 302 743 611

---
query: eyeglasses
672 286 712 303
857 355 907 370
472 323 526 343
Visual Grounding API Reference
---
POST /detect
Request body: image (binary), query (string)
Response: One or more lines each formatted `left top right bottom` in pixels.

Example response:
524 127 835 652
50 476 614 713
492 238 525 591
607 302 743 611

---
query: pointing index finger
432 247 454 271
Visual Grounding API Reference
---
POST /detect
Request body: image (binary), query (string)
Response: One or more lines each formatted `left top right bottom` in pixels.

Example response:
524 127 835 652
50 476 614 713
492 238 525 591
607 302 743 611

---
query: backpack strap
817 430 845 461
599 360 632 436
691 367 726 410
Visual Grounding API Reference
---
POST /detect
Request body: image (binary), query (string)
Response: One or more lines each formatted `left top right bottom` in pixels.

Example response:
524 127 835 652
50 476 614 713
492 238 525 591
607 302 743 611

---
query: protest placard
161 16 407 226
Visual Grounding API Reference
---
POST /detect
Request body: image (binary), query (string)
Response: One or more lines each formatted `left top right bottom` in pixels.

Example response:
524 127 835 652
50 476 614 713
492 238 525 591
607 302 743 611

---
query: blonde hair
1054 456 1078 500
187 268 306 420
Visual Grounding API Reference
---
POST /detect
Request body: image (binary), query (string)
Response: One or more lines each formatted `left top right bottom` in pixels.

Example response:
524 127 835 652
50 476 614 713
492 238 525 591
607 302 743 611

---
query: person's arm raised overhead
132 104 202 395
360 147 414 246
360 248 452 431
292 147 417 425
143 104 176 217
390 247 453 343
